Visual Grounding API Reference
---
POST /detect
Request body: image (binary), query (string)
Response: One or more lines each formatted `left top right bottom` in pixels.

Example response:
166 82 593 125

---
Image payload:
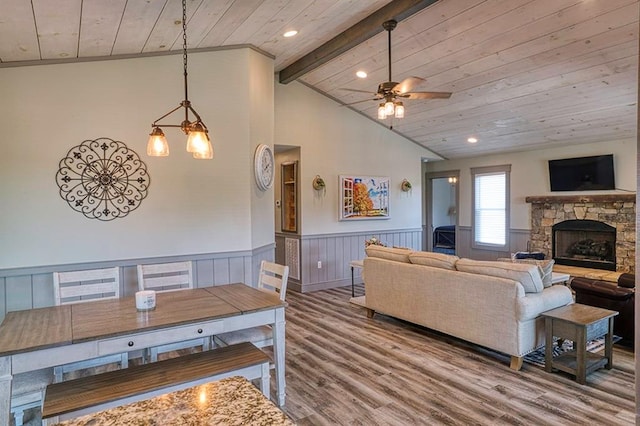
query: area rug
524 336 621 367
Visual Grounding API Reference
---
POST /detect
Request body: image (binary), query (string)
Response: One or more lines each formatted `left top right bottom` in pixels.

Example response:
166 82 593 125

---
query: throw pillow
497 258 555 288
456 258 544 293
409 251 459 270
365 245 412 263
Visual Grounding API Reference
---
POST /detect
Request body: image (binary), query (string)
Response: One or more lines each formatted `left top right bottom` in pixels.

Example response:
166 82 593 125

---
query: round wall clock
254 144 274 191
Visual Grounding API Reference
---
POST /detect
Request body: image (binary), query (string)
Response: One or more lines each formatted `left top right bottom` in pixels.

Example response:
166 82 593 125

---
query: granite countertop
53 376 295 425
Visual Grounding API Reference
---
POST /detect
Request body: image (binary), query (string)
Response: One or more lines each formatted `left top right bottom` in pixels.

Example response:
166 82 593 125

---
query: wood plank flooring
280 285 635 425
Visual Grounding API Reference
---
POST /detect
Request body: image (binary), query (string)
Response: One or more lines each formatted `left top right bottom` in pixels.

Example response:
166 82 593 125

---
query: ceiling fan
341 19 452 121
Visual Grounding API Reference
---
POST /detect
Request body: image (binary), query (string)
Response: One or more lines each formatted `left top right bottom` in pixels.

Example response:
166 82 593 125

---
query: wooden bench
42 342 270 424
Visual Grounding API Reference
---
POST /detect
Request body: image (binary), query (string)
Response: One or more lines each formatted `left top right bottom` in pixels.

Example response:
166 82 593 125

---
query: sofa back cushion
456 258 544 293
365 245 411 263
409 251 459 270
497 258 555 288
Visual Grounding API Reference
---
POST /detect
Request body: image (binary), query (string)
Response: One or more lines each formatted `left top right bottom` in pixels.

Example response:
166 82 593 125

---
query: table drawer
98 320 223 354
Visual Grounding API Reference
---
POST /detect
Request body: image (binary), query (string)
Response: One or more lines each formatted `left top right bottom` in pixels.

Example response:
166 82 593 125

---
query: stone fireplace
526 194 635 273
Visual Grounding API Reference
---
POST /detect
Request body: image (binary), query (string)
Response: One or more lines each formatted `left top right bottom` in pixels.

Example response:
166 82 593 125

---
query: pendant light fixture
147 0 213 159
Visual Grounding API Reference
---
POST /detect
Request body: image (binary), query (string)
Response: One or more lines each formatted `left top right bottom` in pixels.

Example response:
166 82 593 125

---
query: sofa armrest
517 285 573 321
618 273 635 289
572 277 634 301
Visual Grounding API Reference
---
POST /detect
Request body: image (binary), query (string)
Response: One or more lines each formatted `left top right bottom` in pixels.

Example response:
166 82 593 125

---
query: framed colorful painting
339 175 390 220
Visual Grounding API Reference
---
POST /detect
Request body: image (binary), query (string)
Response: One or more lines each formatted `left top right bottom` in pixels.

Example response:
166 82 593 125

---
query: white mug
135 290 156 311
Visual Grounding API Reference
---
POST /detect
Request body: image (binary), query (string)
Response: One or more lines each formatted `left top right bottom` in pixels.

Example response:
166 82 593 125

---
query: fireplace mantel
526 194 635 204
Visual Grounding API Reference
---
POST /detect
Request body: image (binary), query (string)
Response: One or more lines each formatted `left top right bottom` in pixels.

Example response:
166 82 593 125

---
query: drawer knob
128 341 134 347
197 328 203 334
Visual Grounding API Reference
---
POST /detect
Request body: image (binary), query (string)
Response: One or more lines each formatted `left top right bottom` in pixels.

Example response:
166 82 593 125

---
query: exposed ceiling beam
278 0 440 84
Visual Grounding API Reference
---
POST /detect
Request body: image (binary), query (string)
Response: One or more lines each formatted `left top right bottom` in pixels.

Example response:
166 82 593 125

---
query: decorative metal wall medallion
56 138 150 221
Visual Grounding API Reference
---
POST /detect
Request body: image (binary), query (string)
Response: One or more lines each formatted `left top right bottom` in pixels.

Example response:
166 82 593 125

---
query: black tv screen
548 154 615 191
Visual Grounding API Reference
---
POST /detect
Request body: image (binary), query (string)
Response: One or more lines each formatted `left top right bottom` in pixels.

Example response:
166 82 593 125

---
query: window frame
471 164 511 251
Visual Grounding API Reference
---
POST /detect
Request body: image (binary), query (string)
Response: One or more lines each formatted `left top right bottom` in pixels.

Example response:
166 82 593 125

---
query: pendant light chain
182 0 188 104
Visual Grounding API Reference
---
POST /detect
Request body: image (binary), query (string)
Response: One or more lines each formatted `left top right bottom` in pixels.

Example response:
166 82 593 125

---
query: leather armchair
571 273 635 347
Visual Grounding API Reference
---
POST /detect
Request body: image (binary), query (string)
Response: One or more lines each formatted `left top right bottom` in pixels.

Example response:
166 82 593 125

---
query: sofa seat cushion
409 251 459 270
497 258 555 288
456 258 544 293
365 245 411 263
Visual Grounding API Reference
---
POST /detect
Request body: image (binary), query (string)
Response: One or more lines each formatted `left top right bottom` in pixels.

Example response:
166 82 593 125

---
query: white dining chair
10 369 54 426
213 261 289 351
137 261 209 362
52 267 129 382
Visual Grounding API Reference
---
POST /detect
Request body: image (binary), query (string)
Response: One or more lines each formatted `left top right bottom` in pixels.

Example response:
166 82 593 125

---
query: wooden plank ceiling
0 0 636 160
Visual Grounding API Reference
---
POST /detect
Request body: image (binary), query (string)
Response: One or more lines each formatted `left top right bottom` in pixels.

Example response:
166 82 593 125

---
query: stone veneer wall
526 194 636 273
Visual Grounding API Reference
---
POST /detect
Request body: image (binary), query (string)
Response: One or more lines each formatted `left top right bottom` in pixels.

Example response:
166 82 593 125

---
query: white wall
248 50 276 248
424 139 636 229
275 80 439 235
0 48 274 269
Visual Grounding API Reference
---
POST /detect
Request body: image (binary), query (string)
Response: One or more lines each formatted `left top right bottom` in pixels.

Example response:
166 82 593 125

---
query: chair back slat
258 261 289 301
137 261 193 293
53 267 120 306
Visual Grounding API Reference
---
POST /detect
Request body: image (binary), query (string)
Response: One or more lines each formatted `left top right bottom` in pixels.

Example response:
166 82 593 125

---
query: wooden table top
205 283 285 314
71 288 240 342
0 306 72 354
0 283 285 357
541 303 618 325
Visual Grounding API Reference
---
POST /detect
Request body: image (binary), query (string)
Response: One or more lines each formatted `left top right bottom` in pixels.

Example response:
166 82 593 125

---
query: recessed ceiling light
356 70 367 78
283 30 298 38
467 137 478 143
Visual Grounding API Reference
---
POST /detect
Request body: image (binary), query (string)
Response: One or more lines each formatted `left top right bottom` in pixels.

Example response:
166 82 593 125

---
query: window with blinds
471 165 511 249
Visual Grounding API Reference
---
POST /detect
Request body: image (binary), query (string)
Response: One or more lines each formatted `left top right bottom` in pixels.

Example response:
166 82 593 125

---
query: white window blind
473 169 508 247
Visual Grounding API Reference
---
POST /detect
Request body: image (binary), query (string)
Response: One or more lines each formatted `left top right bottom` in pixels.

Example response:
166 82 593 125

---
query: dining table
0 283 287 426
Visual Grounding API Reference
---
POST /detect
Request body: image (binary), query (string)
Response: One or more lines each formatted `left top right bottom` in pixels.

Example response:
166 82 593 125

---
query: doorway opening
425 171 459 253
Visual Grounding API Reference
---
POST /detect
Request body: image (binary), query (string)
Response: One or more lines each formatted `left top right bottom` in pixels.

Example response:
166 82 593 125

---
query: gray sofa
362 246 573 370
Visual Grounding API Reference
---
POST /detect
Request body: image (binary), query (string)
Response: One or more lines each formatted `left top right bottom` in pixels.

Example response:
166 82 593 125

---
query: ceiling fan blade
340 98 379 106
402 91 452 100
340 88 378 95
394 76 426 94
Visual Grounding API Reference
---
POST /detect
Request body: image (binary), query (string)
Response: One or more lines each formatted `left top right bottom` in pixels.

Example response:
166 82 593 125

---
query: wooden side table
541 304 618 384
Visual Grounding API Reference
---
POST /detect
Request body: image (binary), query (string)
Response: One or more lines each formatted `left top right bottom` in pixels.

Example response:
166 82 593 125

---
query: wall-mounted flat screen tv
548 154 615 191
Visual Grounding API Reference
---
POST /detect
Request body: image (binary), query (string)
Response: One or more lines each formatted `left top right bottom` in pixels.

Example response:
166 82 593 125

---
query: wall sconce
401 179 412 192
312 175 326 192
448 176 458 184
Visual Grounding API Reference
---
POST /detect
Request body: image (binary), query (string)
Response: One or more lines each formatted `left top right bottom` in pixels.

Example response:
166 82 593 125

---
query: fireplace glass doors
552 219 616 271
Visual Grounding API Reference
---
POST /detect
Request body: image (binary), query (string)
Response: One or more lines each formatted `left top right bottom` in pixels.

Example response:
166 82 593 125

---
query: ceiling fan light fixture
394 102 405 118
384 100 395 116
377 104 387 119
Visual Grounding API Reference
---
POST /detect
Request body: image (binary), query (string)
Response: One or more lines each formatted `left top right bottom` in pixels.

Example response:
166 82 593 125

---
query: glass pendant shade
384 100 395 116
185 123 209 153
394 102 405 118
192 138 214 159
377 104 387 119
147 127 169 156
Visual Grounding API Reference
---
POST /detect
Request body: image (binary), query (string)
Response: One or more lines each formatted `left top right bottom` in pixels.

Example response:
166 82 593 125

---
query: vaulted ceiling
0 0 637 160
